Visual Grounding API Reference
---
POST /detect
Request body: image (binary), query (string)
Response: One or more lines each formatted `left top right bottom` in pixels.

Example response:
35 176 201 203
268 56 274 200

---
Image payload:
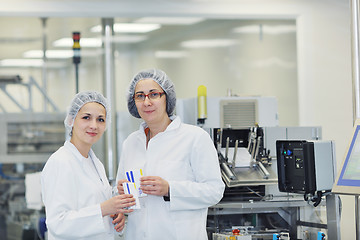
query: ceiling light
91 23 161 33
111 35 147 43
233 24 296 34
0 59 44 67
155 51 188 58
53 38 102 47
23 50 73 59
52 36 147 48
23 49 102 59
181 39 237 48
135 17 204 25
0 59 67 68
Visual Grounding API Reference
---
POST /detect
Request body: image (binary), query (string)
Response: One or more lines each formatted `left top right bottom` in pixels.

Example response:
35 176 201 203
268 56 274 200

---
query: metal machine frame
0 113 65 164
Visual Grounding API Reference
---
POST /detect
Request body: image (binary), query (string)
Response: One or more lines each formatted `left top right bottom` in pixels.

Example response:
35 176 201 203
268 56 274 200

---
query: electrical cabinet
276 140 335 194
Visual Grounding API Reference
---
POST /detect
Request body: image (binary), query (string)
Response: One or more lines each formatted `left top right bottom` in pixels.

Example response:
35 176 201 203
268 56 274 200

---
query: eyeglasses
133 92 165 102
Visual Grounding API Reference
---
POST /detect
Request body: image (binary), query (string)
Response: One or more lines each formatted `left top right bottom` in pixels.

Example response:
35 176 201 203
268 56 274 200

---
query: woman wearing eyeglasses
116 69 225 240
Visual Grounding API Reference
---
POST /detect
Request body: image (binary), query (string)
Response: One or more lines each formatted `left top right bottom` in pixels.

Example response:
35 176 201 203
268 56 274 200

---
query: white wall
295 1 354 238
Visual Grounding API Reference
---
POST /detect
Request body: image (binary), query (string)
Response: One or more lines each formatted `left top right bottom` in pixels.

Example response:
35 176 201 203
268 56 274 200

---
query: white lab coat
116 116 225 240
41 141 115 240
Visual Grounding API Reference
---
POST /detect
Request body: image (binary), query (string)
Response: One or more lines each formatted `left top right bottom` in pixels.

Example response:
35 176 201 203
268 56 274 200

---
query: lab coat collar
139 115 181 134
64 141 110 198
64 141 96 161
63 141 103 182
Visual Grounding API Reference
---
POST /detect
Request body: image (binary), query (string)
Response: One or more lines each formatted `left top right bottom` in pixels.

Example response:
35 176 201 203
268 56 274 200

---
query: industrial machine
214 126 275 188
0 75 65 239
207 126 330 240
0 113 65 164
0 112 65 239
177 95 339 239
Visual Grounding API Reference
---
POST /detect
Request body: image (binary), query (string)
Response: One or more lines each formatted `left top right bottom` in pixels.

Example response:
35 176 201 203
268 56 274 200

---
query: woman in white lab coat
116 69 225 240
41 91 135 240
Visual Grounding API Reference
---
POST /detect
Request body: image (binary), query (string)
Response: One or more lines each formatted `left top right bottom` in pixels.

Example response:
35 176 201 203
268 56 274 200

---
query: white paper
122 182 141 209
125 169 147 197
220 147 252 167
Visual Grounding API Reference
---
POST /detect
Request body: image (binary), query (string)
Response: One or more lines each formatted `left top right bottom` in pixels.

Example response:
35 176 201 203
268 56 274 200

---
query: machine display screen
337 125 360 185
333 121 360 195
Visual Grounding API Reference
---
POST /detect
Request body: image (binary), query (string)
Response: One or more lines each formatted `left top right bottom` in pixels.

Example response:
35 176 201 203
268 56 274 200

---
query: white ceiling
0 0 300 68
0 16 296 67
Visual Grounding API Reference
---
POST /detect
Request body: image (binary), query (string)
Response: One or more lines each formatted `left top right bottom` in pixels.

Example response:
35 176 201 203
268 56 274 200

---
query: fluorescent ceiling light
111 35 147 43
23 50 73 59
233 24 296 34
135 17 204 25
0 59 44 67
181 39 237 48
23 49 103 59
53 38 102 47
0 59 66 68
155 51 188 58
91 23 161 33
53 36 147 48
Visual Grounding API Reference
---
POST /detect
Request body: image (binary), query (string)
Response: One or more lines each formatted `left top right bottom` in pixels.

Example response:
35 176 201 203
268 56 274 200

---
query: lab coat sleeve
116 143 126 183
41 153 106 238
169 130 225 211
115 140 129 188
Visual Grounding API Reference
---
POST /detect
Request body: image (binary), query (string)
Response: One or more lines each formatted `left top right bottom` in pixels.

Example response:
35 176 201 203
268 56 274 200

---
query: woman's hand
101 194 135 217
111 213 126 232
140 176 169 196
117 179 129 194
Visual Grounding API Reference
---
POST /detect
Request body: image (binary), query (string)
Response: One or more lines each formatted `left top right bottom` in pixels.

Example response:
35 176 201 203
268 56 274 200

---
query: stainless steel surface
221 162 237 180
225 137 229 160
211 199 309 211
351 0 360 121
41 17 48 112
256 161 270 179
219 128 223 152
102 18 117 181
351 0 360 238
357 195 360 240
326 194 341 240
221 165 277 187
254 136 260 159
232 139 238 168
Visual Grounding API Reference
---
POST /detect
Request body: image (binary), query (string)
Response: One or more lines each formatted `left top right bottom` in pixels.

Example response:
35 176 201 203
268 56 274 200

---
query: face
71 102 106 149
134 79 168 125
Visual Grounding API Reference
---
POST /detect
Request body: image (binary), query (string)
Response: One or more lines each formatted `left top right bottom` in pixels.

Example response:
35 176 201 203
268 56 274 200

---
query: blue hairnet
127 69 176 118
64 91 111 135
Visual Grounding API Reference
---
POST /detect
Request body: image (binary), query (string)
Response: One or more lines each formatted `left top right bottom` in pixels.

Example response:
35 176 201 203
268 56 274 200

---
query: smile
144 110 155 114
